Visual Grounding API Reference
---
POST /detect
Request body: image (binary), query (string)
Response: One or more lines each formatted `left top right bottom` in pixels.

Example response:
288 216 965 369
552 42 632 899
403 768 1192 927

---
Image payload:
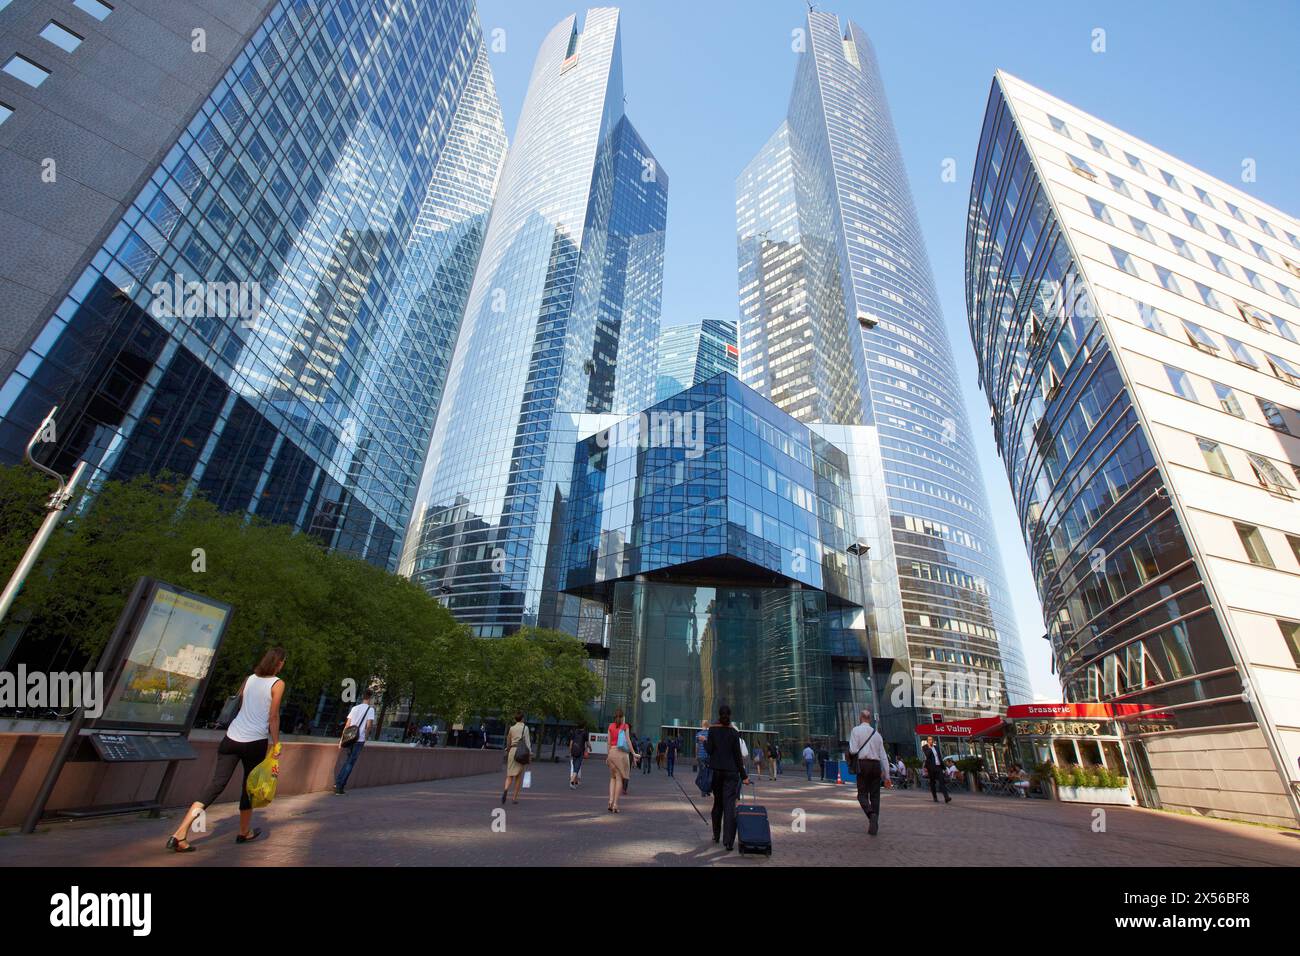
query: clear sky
476 0 1300 699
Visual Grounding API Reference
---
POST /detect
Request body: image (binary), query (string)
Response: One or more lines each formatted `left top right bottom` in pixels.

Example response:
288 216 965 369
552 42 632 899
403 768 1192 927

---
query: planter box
1055 785 1134 806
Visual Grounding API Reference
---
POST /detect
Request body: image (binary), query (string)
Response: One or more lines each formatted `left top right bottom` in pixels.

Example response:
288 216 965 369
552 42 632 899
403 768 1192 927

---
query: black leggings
198 736 268 811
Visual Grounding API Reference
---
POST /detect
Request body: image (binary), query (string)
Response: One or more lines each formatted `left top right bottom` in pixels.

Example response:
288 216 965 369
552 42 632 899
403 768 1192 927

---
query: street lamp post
846 540 880 726
0 407 88 625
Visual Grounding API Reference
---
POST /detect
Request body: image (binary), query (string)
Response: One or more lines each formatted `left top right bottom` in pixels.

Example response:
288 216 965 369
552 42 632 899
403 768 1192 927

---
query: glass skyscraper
737 10 1031 727
0 0 507 571
654 319 738 402
967 71 1300 826
400 8 668 635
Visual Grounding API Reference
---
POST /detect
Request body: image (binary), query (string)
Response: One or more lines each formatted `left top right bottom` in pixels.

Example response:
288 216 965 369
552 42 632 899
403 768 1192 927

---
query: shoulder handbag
616 726 631 752
513 725 532 765
216 693 240 729
848 728 877 774
341 706 372 747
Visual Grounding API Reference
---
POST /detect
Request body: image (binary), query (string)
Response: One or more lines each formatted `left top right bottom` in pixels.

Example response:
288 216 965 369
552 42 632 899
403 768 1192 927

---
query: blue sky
477 0 1300 699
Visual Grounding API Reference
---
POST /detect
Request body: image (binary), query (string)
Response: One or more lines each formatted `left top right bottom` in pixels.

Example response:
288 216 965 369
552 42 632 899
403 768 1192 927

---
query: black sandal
165 836 195 853
235 828 262 844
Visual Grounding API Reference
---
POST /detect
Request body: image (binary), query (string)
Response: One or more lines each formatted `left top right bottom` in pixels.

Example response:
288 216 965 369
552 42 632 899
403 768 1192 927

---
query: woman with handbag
605 707 635 813
501 711 531 804
166 647 286 852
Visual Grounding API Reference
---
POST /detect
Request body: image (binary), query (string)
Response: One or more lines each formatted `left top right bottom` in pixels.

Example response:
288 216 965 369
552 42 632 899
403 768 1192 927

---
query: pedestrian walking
167 647 286 851
752 741 764 777
641 736 654 774
334 689 376 795
695 719 713 797
666 736 679 776
705 705 749 851
848 709 891 836
569 725 589 788
768 741 779 780
922 736 952 804
606 708 635 813
802 742 815 780
656 738 667 769
501 711 532 804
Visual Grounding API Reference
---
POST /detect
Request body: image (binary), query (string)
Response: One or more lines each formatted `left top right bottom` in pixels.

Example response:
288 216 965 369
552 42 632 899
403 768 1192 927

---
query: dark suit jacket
704 725 747 775
923 745 944 770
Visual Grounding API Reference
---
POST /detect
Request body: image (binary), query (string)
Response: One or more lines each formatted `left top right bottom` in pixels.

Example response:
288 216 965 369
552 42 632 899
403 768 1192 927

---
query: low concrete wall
0 727 502 828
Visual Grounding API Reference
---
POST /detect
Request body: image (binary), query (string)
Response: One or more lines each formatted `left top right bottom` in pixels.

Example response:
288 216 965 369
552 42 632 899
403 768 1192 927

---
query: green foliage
1049 763 1128 789
0 466 602 729
903 756 923 769
955 756 984 773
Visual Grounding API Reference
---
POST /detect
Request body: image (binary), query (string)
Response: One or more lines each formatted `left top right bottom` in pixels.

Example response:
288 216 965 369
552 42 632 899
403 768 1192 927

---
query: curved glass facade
0 0 507 569
967 73 1299 825
738 11 1030 715
400 9 668 634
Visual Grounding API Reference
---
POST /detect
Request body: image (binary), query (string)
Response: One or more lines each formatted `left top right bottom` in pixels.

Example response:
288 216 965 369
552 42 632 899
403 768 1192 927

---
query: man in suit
923 736 952 804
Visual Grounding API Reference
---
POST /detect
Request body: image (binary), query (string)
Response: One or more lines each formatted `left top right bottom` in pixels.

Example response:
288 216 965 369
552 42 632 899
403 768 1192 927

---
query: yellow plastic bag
246 744 282 809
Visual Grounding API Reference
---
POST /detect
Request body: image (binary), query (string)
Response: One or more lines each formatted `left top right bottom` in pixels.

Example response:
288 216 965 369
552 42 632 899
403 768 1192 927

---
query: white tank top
226 674 279 743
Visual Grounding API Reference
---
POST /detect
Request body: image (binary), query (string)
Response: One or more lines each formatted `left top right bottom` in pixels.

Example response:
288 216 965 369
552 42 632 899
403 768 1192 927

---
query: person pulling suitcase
705 704 749 851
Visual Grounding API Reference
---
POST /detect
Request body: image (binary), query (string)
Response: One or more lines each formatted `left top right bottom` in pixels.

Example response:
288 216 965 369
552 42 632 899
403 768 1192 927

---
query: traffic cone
836 764 844 785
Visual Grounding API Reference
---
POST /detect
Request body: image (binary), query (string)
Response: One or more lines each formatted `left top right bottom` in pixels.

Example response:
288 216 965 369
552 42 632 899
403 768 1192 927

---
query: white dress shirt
847 721 890 773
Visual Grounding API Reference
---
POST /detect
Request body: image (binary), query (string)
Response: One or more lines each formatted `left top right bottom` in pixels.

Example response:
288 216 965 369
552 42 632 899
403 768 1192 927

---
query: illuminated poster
96 583 231 731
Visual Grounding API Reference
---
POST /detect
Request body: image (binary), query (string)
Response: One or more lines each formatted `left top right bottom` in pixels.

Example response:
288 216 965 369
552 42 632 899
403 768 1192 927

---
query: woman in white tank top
167 647 286 852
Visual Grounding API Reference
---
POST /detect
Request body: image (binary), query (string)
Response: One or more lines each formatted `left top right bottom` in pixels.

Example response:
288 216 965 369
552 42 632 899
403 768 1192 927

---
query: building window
1213 382 1245 418
1087 132 1109 157
1279 621 1300 667
1249 240 1271 264
1110 246 1140 276
1207 251 1232 277
1193 184 1212 206
1165 365 1197 401
72 0 114 20
1247 452 1295 493
1183 208 1206 232
1181 320 1219 354
1287 535 1300 566
1256 399 1290 433
1155 265 1181 293
1135 301 1163 334
1235 300 1269 330
1226 202 1246 224
1235 524 1274 567
1107 172 1131 198
1124 151 1145 173
1086 197 1113 224
1198 439 1232 478
39 21 84 52
1160 169 1181 191
1270 315 1297 343
1145 190 1169 215
1170 235 1198 262
1222 336 1257 368
2 54 51 88
1218 225 1239 248
1266 353 1300 386
1242 268 1268 294
1129 217 1155 243
1195 282 1224 312
0 102 12 126
1068 154 1097 181
1048 114 1071 137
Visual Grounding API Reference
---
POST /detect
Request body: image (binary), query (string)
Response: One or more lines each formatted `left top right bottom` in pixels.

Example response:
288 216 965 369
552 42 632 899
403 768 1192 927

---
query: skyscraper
0 0 507 571
738 11 1030 733
654 319 738 402
400 8 668 635
967 72 1300 826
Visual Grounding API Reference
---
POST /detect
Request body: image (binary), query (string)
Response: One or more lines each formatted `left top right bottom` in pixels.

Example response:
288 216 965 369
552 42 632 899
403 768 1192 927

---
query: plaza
3 759 1297 868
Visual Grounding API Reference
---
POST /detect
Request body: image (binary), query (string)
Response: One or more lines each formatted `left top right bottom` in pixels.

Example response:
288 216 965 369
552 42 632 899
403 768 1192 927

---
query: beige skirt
607 750 630 781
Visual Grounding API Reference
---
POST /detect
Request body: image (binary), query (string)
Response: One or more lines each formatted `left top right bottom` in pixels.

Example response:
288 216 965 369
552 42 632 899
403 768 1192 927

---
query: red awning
914 717 1004 739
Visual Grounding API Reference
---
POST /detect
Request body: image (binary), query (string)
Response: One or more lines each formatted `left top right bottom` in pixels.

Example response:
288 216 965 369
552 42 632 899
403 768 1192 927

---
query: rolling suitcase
735 779 772 856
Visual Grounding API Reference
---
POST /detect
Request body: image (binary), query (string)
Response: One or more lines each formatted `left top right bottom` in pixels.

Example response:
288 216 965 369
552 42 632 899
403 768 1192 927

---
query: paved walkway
3 759 1298 866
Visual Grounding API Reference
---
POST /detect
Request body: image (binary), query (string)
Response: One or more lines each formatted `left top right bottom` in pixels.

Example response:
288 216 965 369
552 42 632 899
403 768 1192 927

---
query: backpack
570 732 586 758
